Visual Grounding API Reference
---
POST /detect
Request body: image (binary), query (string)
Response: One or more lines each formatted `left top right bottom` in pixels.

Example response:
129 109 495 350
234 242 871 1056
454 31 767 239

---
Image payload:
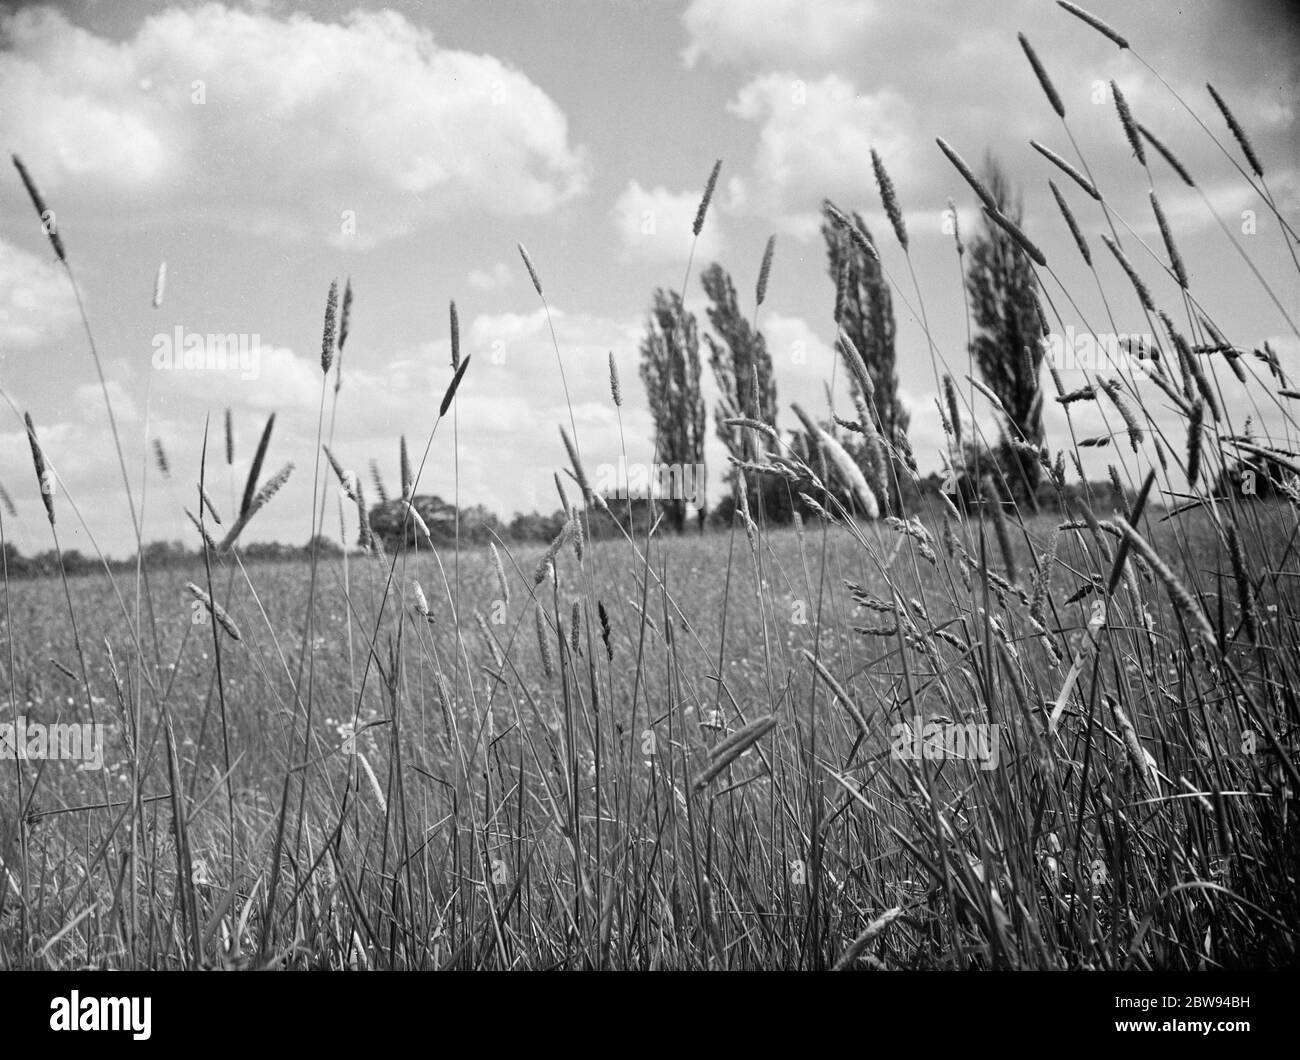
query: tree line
637 153 1051 532
10 151 1278 578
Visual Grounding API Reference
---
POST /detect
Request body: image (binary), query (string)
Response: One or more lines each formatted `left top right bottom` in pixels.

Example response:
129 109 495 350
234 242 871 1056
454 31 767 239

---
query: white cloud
0 5 590 243
682 0 875 69
1148 179 1270 235
74 380 138 424
145 341 320 412
612 181 724 263
762 312 835 379
726 74 916 226
1 10 170 193
467 262 514 291
0 236 78 349
696 4 1294 246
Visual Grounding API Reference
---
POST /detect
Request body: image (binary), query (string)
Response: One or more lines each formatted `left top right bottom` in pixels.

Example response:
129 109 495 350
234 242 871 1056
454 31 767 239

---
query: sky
0 0 1297 558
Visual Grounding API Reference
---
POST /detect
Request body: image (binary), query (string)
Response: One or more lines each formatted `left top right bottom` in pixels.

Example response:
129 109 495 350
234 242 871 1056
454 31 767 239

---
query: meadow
2 1 1299 970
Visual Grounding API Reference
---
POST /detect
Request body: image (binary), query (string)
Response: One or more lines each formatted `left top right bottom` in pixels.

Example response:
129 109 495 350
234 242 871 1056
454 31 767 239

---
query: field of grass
2 497 1297 969
2 2 1299 971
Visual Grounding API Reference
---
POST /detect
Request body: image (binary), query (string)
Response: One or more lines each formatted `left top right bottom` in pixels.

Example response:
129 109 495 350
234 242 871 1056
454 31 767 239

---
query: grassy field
3 2 1299 971
2 497 1297 969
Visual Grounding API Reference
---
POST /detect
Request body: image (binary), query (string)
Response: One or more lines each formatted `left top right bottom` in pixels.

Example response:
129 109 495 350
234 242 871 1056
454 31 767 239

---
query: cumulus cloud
467 262 514 291
0 5 590 243
682 0 875 69
725 74 916 225
73 381 138 424
0 236 78 349
692 0 1296 246
612 181 724 263
1144 179 1275 235
760 312 835 380
144 339 320 412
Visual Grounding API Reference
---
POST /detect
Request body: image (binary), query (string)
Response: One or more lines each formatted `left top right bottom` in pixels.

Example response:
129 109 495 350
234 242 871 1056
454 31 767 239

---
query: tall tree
821 203 908 511
639 289 707 532
700 263 784 520
821 204 907 440
964 154 1045 500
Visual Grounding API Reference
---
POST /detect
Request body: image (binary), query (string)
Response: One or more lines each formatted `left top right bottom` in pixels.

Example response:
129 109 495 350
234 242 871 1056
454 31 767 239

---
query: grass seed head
490 542 510 604
535 604 555 679
339 277 353 353
1049 179 1092 265
1018 33 1065 117
942 375 963 448
449 299 460 370
756 234 776 306
240 413 276 518
440 355 471 417
323 445 359 504
12 155 66 262
936 138 999 213
152 437 170 478
695 714 778 790
1110 81 1147 165
553 472 571 518
823 200 879 263
598 600 612 660
1226 524 1260 644
1100 379 1144 450
247 461 293 518
1207 82 1264 178
694 158 722 237
837 330 875 403
1149 190 1188 289
572 509 585 563
400 435 413 501
321 278 338 375
24 413 55 526
1030 141 1100 200
533 519 575 584
185 508 217 552
1057 2 1129 49
1107 696 1156 792
1186 398 1204 490
819 425 879 520
871 148 908 250
186 582 242 640
608 350 622 407
559 426 590 503
518 242 543 297
369 458 388 505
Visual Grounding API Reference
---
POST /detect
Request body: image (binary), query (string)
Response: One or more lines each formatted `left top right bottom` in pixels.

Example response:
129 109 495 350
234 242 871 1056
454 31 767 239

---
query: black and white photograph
0 0 1297 1040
